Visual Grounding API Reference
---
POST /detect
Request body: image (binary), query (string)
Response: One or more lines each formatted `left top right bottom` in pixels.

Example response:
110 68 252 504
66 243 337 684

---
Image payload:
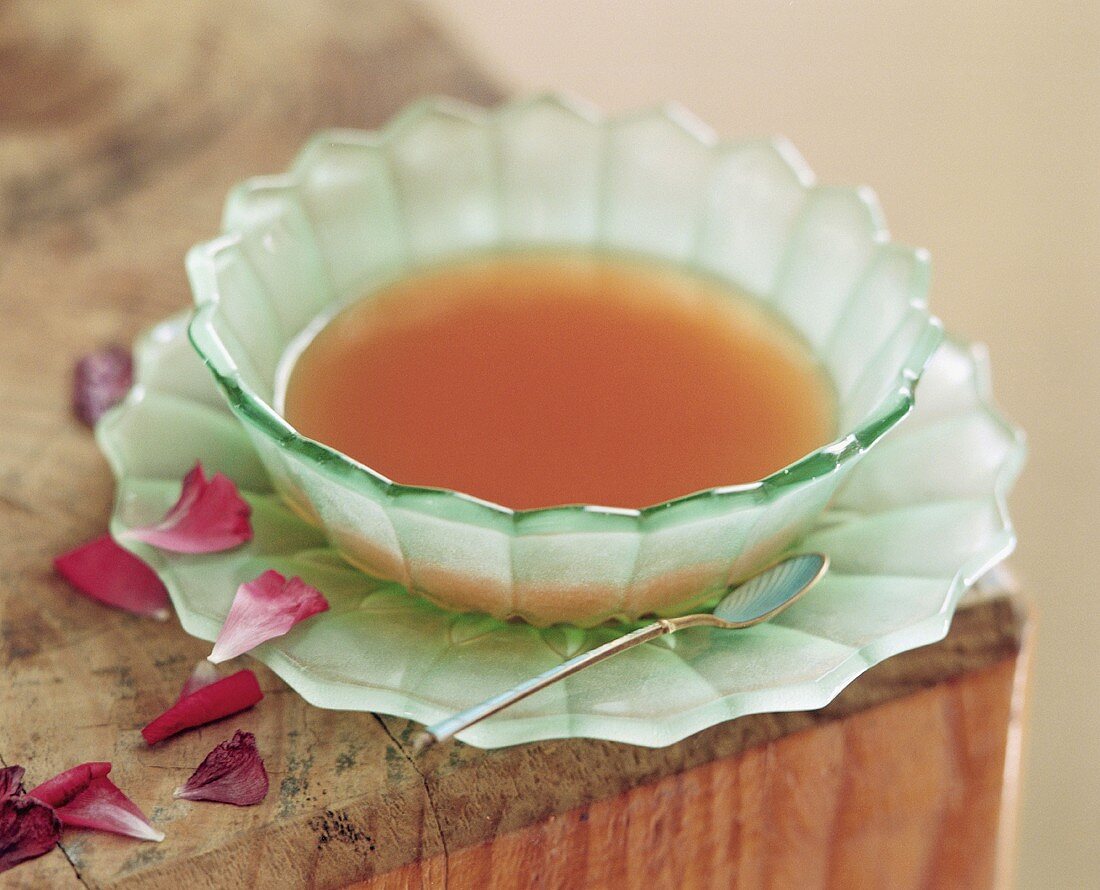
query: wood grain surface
360 651 1028 890
0 2 1027 887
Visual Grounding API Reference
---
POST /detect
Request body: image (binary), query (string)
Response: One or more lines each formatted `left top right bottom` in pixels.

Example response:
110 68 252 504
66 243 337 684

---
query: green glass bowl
185 94 943 627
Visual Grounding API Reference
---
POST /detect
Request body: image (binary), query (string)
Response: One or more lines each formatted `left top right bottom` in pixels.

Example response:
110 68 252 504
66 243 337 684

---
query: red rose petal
73 346 132 427
0 794 61 874
123 462 253 554
28 762 111 809
142 669 263 745
173 730 269 806
54 535 171 619
0 767 25 801
178 660 220 702
209 571 329 664
28 763 162 842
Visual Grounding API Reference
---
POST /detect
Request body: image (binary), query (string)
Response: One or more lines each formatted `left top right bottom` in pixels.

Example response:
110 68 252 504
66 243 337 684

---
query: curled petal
209 571 329 664
174 731 269 806
123 463 252 554
142 669 263 745
73 346 132 427
0 767 25 801
28 763 162 843
27 763 110 809
54 535 170 619
178 660 220 702
0 795 61 874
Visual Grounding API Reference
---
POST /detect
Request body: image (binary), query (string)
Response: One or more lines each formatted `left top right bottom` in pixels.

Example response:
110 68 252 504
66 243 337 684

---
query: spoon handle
412 619 673 752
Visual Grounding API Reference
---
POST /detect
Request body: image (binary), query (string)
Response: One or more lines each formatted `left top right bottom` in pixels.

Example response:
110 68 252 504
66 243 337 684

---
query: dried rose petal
28 763 162 842
0 794 61 874
122 463 252 554
73 346 132 427
54 535 170 619
178 660 220 702
174 730 268 806
0 767 25 801
209 571 328 664
142 669 263 745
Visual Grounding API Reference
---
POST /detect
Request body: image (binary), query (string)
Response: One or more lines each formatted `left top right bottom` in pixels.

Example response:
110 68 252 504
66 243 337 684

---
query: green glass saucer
96 312 1022 748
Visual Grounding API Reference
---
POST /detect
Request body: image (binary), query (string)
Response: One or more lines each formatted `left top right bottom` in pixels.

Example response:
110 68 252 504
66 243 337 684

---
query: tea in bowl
186 95 942 627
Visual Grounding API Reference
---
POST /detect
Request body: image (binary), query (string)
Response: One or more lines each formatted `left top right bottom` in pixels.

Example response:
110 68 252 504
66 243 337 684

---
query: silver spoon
411 552 828 752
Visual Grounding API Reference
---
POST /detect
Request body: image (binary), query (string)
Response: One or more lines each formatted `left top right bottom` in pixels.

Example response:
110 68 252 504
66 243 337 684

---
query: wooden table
0 2 1029 887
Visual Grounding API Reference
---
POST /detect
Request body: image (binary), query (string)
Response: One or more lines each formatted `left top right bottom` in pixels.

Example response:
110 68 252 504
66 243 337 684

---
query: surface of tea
282 253 835 510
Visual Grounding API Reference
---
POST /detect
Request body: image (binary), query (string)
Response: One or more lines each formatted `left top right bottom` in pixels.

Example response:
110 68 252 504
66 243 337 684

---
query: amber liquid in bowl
282 253 835 511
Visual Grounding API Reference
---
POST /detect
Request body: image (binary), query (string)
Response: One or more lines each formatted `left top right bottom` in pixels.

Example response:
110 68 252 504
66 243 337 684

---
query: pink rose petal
123 462 252 554
54 535 170 619
28 763 163 843
142 670 264 745
208 571 329 664
178 660 220 702
0 793 61 874
173 731 269 806
73 346 132 427
0 767 25 801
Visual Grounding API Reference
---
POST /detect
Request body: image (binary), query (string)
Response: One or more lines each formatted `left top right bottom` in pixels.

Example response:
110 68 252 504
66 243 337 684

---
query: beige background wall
423 1 1099 885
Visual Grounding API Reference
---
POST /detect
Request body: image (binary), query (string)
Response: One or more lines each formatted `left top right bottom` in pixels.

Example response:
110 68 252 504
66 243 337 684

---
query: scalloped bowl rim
185 92 945 532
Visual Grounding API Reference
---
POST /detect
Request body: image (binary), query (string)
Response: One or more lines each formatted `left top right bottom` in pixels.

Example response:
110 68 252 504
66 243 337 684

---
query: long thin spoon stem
412 619 675 752
409 553 826 753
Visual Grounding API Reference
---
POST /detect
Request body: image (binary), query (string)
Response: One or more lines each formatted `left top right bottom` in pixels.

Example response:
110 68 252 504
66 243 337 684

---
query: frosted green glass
98 314 1020 749
183 95 948 627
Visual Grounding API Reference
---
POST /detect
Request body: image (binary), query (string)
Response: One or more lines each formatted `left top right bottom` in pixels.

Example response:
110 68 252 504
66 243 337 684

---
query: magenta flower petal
27 762 111 809
178 660 220 702
54 535 170 619
208 571 329 664
142 670 263 745
73 346 132 427
173 731 268 806
123 463 252 554
0 767 25 801
0 794 61 874
29 764 163 842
